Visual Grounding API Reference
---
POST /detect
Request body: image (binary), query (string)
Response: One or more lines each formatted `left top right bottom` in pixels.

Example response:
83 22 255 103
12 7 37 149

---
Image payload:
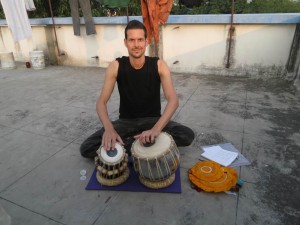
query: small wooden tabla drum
131 132 180 189
94 143 129 186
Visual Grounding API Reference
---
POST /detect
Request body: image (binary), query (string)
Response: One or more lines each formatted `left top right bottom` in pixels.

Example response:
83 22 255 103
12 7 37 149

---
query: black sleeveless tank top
116 56 161 119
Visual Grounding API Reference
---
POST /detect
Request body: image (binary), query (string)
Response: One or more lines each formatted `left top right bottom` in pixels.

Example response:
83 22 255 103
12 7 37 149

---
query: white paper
201 145 238 166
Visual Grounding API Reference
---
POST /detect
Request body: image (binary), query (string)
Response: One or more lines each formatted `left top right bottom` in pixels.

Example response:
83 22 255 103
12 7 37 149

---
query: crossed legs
80 117 195 158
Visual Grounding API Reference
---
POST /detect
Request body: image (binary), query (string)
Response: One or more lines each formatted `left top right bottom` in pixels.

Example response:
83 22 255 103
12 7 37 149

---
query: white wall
0 26 48 62
163 24 228 72
54 24 131 67
163 24 295 76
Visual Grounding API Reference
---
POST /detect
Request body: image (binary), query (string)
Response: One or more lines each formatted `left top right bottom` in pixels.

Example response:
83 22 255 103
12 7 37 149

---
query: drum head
99 143 125 165
132 132 172 159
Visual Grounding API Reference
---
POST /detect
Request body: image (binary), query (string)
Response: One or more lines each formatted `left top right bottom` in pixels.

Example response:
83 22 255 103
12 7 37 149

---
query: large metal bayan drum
131 132 180 189
94 143 129 186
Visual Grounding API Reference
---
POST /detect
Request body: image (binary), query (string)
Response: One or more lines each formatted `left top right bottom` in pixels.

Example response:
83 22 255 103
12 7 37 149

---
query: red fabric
141 0 173 43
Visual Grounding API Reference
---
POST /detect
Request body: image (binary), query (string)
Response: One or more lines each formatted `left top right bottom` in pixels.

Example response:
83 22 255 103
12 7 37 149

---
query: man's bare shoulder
157 59 171 76
105 60 119 78
108 59 119 70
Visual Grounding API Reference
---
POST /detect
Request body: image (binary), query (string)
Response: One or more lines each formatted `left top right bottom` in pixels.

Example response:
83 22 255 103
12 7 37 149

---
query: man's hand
102 129 124 151
134 129 160 145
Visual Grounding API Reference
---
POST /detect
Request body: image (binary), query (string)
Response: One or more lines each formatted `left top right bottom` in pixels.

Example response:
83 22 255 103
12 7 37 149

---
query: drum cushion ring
139 173 175 189
96 167 130 186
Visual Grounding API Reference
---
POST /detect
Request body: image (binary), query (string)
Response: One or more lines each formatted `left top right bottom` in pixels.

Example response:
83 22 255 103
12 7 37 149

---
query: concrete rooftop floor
0 64 299 225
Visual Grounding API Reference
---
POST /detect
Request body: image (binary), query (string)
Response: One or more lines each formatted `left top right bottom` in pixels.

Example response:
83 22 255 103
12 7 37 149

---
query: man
80 20 194 158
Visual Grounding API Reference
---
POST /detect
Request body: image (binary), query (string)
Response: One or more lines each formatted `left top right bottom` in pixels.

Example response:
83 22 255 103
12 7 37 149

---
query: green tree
172 0 248 15
26 0 70 18
0 0 299 19
208 0 247 14
244 0 300 13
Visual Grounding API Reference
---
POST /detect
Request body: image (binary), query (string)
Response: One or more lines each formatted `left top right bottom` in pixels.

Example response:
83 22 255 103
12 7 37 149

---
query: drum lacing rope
162 154 171 177
148 158 155 180
163 142 177 177
174 141 180 156
112 164 116 179
137 157 145 179
168 142 179 171
166 135 180 170
155 157 164 180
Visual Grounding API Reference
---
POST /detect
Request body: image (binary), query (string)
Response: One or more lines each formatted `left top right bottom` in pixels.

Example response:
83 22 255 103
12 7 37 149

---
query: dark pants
69 0 96 36
80 117 195 158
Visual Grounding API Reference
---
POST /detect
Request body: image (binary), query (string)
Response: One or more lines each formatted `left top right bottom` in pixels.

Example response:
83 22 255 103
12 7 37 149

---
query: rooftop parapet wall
1 13 299 25
0 13 300 78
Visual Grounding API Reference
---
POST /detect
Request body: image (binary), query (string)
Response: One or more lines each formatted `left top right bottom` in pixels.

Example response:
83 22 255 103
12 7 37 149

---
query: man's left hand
134 129 160 145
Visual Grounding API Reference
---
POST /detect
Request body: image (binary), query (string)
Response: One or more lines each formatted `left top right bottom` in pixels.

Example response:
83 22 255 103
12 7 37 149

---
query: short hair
125 20 147 40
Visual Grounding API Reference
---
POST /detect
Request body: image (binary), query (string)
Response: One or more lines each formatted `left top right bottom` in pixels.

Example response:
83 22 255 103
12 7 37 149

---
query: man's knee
79 143 89 158
181 127 195 146
167 125 195 147
79 142 97 158
79 129 103 158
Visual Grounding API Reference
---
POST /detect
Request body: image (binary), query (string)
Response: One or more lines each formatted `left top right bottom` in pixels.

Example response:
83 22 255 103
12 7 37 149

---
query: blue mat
86 162 181 193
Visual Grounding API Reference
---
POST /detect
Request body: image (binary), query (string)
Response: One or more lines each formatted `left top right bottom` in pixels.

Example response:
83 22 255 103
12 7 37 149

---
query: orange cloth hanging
141 0 173 43
158 0 173 24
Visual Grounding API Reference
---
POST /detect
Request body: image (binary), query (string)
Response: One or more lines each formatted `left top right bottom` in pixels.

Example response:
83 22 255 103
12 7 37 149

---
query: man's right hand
101 129 124 151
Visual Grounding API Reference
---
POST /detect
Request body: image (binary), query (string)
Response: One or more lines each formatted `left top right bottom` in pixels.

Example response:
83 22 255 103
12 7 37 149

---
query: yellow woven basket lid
188 160 224 182
188 161 238 192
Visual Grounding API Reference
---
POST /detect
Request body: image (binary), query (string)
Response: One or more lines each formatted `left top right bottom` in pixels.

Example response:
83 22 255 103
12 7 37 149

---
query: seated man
80 20 194 158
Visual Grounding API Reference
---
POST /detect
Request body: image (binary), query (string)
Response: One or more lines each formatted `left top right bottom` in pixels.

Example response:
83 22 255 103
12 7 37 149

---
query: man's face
124 29 148 59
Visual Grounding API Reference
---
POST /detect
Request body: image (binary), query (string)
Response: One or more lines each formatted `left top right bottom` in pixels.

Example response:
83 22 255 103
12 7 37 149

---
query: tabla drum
131 132 180 189
94 143 129 186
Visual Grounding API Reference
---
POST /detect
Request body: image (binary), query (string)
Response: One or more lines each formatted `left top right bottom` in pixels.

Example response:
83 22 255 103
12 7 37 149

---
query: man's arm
96 60 124 150
135 59 179 144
